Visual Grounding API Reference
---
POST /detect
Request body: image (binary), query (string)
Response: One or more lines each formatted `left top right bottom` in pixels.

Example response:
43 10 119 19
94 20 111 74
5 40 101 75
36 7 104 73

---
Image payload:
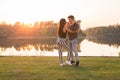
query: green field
0 57 120 80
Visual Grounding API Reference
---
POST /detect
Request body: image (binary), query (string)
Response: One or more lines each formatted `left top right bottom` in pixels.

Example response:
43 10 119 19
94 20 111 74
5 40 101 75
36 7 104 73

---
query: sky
0 0 120 29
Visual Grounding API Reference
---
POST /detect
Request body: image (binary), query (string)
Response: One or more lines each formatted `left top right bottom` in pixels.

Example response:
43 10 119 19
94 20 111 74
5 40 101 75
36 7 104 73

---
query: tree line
0 21 57 38
1 21 119 38
0 21 85 38
84 24 120 38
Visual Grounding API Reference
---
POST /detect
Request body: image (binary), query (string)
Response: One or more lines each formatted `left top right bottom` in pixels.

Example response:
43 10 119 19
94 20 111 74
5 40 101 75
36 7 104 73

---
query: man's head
68 15 75 24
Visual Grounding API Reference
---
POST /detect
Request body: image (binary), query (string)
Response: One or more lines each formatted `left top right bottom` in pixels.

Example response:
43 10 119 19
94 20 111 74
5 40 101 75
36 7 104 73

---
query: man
67 15 81 67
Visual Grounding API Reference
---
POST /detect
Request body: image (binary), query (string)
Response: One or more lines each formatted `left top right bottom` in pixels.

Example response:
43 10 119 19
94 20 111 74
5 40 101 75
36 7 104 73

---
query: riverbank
0 57 120 80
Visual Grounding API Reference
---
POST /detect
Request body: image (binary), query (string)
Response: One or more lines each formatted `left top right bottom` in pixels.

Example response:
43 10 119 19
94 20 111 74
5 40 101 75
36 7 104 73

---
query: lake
0 37 120 57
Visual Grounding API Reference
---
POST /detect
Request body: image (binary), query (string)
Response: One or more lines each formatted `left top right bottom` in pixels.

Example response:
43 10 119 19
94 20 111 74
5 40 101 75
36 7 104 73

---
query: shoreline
0 56 119 58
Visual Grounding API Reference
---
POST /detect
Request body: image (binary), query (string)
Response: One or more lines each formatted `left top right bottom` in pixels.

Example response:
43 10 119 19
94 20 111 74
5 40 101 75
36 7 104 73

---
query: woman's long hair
57 18 66 36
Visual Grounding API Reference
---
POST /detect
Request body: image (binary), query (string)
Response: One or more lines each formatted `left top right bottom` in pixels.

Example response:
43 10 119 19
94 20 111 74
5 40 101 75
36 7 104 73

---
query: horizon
0 0 120 29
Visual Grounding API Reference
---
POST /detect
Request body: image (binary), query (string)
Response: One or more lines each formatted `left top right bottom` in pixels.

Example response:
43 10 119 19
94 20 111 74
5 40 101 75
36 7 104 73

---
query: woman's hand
75 29 80 33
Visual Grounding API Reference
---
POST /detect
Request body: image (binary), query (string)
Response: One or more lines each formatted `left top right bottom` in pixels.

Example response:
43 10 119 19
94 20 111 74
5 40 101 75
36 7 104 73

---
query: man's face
68 18 74 24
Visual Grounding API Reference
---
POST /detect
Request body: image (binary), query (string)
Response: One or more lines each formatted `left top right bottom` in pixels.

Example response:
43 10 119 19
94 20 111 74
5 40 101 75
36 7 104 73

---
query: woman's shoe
65 61 72 65
60 63 65 66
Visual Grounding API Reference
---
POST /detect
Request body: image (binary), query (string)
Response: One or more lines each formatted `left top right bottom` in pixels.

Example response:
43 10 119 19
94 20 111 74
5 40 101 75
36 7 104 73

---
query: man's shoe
71 60 75 64
76 61 79 67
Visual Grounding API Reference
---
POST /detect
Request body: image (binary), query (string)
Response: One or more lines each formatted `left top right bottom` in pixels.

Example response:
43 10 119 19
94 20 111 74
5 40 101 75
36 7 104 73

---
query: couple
57 15 81 67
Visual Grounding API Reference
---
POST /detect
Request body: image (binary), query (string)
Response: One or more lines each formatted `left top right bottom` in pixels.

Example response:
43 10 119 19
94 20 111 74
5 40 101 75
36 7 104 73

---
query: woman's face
65 22 70 27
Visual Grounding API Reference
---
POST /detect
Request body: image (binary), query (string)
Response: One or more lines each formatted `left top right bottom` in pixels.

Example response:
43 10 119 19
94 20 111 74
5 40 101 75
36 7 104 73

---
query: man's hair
68 15 75 20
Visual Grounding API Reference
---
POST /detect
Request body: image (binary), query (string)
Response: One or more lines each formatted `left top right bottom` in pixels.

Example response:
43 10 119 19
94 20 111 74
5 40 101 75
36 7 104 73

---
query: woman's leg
61 40 71 61
57 41 63 64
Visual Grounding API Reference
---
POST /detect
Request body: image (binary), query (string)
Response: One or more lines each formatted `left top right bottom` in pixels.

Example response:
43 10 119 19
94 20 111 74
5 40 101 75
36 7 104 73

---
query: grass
0 56 120 80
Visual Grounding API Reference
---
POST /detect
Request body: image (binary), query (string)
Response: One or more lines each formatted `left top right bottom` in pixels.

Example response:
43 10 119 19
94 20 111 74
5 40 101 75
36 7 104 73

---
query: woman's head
57 18 66 36
59 18 66 27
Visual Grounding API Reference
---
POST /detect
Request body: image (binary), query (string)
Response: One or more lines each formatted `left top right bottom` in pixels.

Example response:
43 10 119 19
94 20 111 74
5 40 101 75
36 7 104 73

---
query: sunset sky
0 0 120 29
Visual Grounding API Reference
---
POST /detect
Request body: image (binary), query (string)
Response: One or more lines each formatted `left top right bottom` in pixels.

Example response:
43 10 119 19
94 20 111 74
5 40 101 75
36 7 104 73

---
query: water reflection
0 38 57 51
87 37 120 48
80 40 120 56
0 38 120 56
0 38 83 56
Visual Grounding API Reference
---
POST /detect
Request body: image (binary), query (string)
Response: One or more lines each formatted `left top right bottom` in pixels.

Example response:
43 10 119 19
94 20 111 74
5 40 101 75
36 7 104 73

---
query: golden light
0 0 120 28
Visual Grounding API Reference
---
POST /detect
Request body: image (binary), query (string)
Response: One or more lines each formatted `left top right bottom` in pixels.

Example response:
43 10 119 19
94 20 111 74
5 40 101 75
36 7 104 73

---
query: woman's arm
63 27 67 33
64 22 80 33
65 26 79 33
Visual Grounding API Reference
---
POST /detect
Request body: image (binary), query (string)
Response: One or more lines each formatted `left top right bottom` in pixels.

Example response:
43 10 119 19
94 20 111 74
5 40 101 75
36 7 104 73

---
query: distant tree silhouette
84 24 120 38
0 22 13 38
0 20 85 38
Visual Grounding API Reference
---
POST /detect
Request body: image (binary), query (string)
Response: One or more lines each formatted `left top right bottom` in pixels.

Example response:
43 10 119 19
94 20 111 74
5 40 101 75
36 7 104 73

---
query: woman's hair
57 18 66 36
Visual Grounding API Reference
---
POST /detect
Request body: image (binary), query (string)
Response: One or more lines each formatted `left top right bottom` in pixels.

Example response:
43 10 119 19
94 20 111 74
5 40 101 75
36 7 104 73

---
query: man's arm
67 23 81 33
65 26 78 33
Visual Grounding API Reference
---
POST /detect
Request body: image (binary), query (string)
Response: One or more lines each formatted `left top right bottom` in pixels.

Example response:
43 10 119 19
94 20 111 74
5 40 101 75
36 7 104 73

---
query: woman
56 18 72 66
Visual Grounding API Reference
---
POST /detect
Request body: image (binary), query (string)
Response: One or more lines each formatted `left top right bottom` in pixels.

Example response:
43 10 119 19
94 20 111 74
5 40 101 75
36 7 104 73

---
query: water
0 37 120 57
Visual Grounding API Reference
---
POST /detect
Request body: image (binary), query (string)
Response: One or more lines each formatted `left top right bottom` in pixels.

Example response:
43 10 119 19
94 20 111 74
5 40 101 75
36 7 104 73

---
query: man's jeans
70 39 79 62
